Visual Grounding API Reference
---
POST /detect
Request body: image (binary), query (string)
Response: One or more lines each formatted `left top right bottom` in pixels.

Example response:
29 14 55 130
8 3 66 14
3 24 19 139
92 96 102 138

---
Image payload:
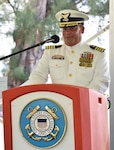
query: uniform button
56 64 58 67
70 61 73 64
69 73 72 77
71 50 75 54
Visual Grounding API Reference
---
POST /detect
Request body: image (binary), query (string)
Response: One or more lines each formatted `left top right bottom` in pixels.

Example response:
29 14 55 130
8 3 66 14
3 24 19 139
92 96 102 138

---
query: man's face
62 25 84 46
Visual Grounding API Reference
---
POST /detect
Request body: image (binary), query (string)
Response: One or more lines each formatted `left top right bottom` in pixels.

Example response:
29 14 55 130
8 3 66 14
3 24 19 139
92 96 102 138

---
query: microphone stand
0 39 50 61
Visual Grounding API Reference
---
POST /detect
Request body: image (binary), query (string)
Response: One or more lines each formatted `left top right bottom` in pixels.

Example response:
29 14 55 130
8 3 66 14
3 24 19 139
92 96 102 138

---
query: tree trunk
8 0 50 87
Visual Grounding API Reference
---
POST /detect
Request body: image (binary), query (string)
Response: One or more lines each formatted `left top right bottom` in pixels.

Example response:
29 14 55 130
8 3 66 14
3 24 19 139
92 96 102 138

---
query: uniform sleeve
26 50 50 85
87 51 110 94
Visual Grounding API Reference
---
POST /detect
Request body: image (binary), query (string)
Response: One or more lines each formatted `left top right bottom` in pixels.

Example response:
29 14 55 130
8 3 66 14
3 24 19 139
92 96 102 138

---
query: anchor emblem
20 98 67 148
25 105 59 141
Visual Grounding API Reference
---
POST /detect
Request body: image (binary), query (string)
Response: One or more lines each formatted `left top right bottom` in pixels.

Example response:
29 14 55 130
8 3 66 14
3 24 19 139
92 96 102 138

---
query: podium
2 84 110 150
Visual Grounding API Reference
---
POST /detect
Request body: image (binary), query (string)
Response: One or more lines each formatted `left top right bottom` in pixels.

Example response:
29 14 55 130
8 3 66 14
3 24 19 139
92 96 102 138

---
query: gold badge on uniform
61 13 70 21
52 55 64 59
79 52 94 67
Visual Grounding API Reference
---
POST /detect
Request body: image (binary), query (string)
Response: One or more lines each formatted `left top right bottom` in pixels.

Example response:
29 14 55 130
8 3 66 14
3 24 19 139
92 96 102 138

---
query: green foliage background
0 0 109 87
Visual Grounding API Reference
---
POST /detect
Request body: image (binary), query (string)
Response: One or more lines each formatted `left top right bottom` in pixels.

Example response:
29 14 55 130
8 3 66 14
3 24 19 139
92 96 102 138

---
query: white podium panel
11 91 74 150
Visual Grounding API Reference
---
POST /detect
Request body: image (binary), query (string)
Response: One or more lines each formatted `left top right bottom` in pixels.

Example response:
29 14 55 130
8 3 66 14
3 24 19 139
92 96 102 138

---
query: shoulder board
90 45 105 53
45 45 62 50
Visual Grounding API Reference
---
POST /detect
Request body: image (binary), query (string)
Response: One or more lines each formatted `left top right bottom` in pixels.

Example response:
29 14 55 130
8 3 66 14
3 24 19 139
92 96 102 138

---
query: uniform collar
64 41 83 50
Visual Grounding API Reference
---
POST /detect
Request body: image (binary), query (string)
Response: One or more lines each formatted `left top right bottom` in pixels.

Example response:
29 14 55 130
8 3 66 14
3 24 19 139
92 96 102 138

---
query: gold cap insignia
61 13 70 21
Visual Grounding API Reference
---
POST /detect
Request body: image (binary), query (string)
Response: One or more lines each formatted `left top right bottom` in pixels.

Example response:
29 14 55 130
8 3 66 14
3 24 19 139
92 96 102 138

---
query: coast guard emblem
20 98 67 148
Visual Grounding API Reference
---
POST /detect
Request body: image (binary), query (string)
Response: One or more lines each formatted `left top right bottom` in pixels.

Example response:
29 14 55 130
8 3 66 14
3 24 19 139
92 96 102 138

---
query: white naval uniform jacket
27 42 110 94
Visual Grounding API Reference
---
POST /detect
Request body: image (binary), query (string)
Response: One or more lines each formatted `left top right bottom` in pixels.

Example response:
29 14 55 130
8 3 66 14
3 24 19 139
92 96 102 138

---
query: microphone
48 35 60 43
43 35 60 44
0 35 60 60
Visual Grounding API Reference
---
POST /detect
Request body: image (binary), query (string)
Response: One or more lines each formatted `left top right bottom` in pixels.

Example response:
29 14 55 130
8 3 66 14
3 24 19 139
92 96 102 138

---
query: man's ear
81 26 85 33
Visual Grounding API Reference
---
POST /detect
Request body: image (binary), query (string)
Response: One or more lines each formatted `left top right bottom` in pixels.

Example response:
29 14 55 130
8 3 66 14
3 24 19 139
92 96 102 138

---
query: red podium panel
2 84 110 150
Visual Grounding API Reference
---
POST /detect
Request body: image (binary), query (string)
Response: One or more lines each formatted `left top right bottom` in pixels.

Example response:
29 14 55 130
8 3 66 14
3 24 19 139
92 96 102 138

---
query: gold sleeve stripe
45 45 62 50
90 45 105 53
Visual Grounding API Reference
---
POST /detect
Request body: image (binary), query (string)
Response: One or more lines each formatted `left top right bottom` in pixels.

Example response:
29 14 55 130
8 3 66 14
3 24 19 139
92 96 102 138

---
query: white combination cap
55 9 89 28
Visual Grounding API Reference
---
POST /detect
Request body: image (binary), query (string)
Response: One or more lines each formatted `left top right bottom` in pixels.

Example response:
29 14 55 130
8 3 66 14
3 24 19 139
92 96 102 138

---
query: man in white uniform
24 9 110 94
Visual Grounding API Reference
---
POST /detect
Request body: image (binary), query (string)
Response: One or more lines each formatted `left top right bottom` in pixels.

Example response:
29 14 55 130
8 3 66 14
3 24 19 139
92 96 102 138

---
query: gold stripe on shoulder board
45 45 62 50
90 45 105 53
